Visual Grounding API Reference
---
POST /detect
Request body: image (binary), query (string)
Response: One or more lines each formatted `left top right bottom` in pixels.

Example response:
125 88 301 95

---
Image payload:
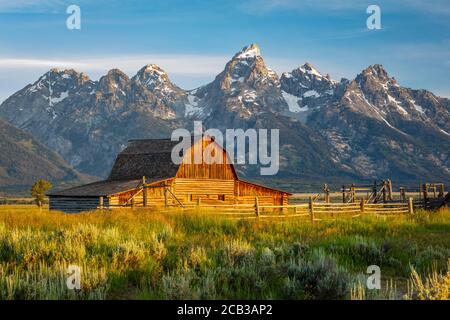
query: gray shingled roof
108 139 181 181
47 179 142 197
48 138 190 196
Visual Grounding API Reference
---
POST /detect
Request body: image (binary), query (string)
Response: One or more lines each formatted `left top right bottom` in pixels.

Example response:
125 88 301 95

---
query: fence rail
101 196 415 222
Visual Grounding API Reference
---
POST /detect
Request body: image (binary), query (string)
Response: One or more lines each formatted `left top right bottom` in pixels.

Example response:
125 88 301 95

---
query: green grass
0 205 449 300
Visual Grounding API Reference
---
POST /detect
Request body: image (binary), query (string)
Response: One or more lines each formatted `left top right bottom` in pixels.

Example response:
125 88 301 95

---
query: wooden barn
48 136 291 213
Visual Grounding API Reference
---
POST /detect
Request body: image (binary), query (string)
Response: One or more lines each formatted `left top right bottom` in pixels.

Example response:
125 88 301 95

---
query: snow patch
236 46 260 59
409 99 424 114
303 90 320 98
387 95 408 115
282 91 308 113
185 94 203 117
44 91 69 105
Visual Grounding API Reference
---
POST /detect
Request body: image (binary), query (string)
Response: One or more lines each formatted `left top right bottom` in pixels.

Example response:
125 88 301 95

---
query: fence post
422 183 428 202
197 197 201 208
387 179 393 201
373 180 377 203
131 198 135 210
255 197 260 217
438 184 444 197
382 180 387 203
360 198 365 215
142 176 147 207
351 183 356 203
164 183 168 207
408 197 414 215
324 183 330 203
99 196 104 211
399 187 406 202
309 196 315 223
342 185 346 203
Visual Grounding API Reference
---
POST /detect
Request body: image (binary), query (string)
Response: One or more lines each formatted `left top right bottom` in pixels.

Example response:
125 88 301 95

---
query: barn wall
173 178 235 205
109 180 173 207
108 179 288 208
49 196 108 213
176 139 236 180
236 181 285 206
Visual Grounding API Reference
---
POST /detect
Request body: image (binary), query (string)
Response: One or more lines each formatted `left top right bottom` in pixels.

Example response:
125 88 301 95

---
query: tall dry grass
0 205 448 300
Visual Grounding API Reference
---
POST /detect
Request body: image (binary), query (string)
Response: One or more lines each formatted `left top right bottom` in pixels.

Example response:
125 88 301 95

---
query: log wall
175 139 236 180
49 196 108 213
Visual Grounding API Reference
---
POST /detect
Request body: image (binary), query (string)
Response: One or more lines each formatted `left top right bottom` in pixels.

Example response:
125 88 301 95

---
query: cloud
239 0 450 16
0 54 231 76
0 0 64 12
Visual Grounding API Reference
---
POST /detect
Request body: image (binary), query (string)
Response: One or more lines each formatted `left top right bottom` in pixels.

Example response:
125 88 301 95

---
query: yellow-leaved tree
31 179 52 209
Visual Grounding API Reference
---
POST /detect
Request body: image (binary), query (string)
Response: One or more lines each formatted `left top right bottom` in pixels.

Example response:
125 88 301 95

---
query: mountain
304 65 450 181
0 44 449 189
0 67 185 177
0 118 90 195
185 44 287 123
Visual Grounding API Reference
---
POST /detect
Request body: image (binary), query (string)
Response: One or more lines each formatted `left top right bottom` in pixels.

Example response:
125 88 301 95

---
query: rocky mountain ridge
1 44 449 188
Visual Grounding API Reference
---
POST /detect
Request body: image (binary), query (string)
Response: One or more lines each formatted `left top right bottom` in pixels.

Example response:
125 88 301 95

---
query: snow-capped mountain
305 64 450 180
185 44 287 125
0 44 449 186
0 66 184 177
280 63 346 121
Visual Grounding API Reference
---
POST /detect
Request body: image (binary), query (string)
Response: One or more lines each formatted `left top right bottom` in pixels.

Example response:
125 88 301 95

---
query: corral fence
103 196 414 222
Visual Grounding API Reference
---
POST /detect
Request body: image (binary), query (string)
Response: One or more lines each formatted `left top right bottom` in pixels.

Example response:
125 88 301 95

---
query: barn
48 136 291 213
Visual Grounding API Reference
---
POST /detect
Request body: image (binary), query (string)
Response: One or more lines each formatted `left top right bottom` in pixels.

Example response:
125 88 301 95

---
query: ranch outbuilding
48 136 291 212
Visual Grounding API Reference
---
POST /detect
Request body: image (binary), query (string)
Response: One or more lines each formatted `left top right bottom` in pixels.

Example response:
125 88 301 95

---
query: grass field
0 205 449 300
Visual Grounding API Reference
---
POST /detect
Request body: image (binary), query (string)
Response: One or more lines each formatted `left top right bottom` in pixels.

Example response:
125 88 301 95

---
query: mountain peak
234 43 261 60
137 64 167 76
46 68 85 79
297 62 323 78
361 64 389 79
106 68 128 78
133 64 174 91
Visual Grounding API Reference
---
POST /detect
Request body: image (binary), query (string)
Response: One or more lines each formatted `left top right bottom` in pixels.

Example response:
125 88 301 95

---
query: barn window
218 194 225 201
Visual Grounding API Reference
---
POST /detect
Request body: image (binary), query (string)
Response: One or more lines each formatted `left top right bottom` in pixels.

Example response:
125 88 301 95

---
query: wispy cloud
0 54 231 76
239 0 450 16
322 27 389 40
0 0 65 12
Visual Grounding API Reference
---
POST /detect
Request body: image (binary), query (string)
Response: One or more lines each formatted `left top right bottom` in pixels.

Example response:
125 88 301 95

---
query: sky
0 0 449 102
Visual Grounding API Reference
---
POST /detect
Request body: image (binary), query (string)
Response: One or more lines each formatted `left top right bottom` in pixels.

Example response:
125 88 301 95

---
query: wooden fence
103 196 414 222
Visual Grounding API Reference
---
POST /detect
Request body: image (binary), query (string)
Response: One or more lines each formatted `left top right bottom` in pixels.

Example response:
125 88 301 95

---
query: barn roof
47 179 142 197
108 139 181 181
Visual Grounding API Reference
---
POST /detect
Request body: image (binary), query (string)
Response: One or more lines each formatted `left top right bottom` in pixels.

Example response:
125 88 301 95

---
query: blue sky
0 0 449 102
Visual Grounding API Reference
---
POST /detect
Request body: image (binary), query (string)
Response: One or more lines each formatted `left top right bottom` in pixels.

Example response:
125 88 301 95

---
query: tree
31 179 52 208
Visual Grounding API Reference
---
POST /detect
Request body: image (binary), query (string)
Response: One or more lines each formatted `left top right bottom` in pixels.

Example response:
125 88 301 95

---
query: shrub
161 270 199 299
225 239 255 266
405 259 450 300
282 250 351 299
112 241 147 272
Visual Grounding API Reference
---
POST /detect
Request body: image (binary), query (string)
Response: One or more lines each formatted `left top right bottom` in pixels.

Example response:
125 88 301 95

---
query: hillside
0 118 92 195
